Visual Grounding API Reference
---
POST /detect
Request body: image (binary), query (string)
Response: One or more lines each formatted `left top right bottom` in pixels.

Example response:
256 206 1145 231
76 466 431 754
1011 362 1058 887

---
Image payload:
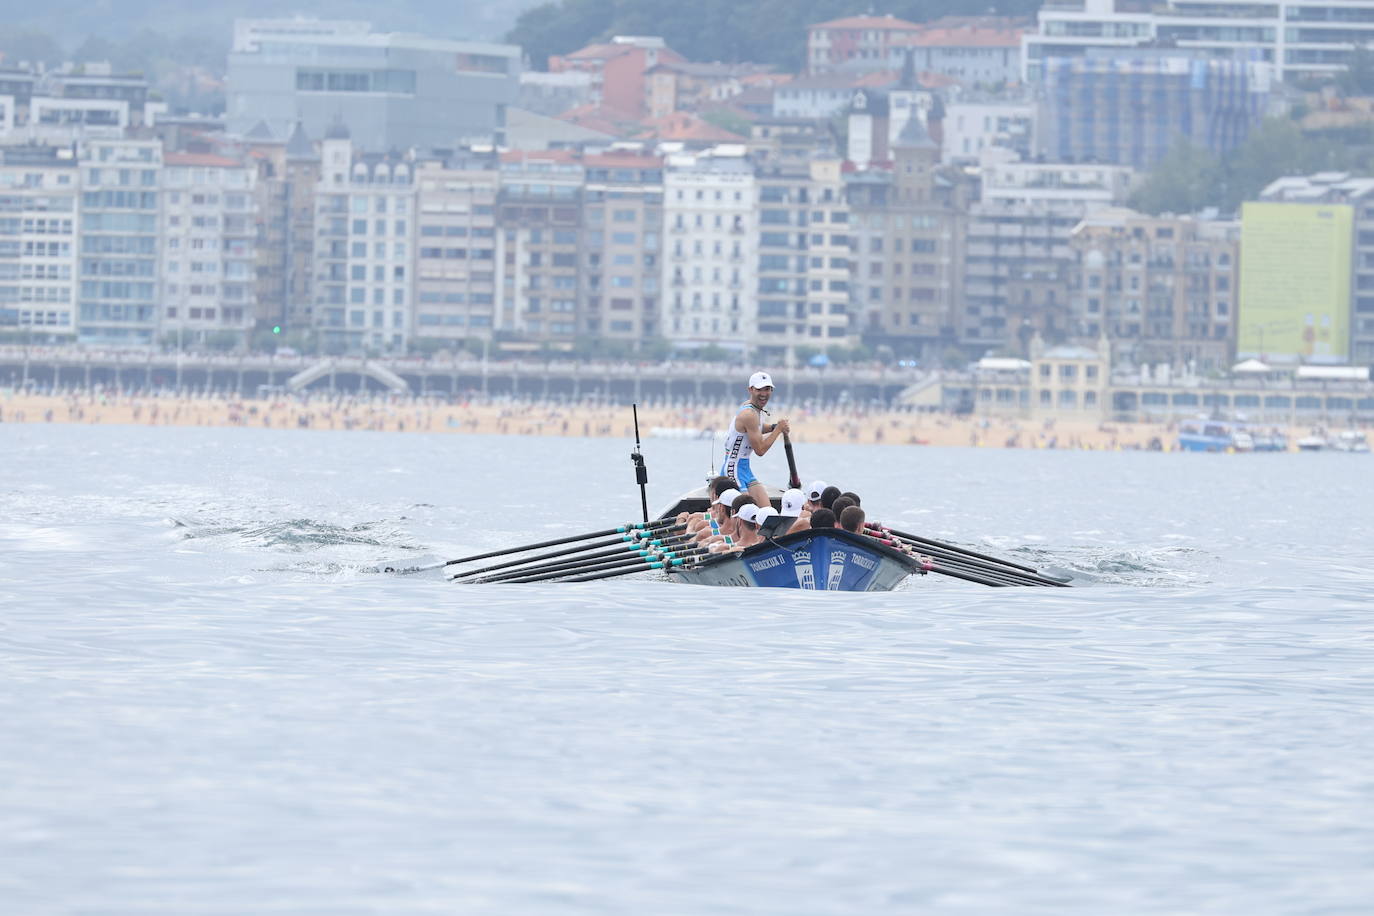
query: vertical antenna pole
630 404 650 524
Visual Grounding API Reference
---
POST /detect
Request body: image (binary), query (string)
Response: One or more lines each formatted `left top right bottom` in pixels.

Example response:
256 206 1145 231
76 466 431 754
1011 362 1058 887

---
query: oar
864 535 1013 587
868 523 1063 582
782 431 802 490
470 535 696 583
564 557 692 583
451 527 687 580
869 528 1062 587
498 546 704 584
378 518 679 573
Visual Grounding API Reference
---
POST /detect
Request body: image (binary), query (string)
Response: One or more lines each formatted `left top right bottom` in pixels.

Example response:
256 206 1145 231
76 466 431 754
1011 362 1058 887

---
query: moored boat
1177 420 1249 453
1330 429 1371 453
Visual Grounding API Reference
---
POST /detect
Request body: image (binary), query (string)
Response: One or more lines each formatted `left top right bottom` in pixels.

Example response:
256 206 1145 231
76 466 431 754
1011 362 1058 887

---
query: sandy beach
0 387 1216 451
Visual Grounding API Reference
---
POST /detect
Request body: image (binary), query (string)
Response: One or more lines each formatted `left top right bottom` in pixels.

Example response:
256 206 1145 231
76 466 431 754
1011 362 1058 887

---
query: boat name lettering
850 553 877 571
749 555 788 572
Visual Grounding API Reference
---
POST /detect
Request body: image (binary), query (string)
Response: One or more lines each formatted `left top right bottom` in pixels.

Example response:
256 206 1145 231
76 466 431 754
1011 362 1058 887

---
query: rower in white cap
720 370 790 509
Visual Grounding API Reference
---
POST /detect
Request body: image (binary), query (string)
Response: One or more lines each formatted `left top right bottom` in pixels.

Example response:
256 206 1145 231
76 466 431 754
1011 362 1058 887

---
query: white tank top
721 402 759 473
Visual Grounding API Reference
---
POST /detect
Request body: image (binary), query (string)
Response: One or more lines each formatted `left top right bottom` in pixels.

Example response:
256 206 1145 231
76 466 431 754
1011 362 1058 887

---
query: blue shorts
722 457 758 489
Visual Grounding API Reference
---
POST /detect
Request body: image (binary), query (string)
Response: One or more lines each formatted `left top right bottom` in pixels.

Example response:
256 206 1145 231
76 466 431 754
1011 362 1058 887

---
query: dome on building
325 117 351 140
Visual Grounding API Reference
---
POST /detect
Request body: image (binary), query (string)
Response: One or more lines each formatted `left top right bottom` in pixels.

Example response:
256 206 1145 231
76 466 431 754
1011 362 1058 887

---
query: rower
686 475 738 534
730 504 764 550
780 488 810 532
804 480 828 514
838 505 866 534
809 507 837 530
818 485 841 510
693 486 741 546
720 371 789 509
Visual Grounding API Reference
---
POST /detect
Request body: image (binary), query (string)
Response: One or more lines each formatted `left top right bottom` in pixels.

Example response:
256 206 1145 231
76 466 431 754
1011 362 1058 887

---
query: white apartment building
160 153 258 347
1024 0 1374 83
312 129 417 353
942 101 1036 164
0 146 79 341
755 158 853 363
413 156 500 343
662 146 757 352
77 138 162 345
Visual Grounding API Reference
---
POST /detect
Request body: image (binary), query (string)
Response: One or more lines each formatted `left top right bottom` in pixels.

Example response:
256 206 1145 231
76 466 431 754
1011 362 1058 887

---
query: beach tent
1231 358 1272 373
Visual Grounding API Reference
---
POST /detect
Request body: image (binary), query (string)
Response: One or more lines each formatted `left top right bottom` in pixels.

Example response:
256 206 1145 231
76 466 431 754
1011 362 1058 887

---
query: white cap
748 371 774 390
780 488 806 516
756 506 779 522
737 504 761 525
714 487 742 507
806 480 828 501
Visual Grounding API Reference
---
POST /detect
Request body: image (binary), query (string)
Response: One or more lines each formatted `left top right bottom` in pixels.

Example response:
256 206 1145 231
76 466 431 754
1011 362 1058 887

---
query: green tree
1129 139 1221 216
0 27 63 67
1339 46 1374 95
701 108 751 137
508 0 1040 72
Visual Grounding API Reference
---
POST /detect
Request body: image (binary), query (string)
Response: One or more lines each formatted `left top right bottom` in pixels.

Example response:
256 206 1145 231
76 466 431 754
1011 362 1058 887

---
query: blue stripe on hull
672 532 919 591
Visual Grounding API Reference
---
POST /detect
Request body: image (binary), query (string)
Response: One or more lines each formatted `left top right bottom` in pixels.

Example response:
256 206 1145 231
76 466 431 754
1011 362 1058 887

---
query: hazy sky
0 0 546 47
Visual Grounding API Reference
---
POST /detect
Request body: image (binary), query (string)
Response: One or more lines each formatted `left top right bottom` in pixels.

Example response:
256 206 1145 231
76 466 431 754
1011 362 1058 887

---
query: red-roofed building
806 13 922 74
633 112 747 146
556 102 643 138
644 60 774 118
550 36 686 118
893 18 1024 86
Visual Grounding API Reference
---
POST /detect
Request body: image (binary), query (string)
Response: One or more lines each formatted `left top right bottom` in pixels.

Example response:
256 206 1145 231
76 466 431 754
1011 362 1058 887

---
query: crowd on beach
0 383 1189 451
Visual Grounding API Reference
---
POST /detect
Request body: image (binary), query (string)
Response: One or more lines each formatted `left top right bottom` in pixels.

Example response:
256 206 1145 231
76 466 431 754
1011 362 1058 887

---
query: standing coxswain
719 371 790 508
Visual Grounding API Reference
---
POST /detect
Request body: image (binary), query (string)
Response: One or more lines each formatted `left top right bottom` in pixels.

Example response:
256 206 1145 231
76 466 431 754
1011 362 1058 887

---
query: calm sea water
2 423 1372 914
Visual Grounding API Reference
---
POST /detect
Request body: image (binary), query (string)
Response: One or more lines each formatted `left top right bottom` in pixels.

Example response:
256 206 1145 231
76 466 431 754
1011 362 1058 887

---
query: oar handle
782 431 802 491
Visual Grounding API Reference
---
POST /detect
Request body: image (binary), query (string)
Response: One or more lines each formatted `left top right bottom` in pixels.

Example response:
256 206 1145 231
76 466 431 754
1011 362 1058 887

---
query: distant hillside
0 0 540 50
507 0 1040 72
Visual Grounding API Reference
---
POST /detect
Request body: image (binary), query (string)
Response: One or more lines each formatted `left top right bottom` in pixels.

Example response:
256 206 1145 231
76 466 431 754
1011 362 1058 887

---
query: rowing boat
655 486 926 591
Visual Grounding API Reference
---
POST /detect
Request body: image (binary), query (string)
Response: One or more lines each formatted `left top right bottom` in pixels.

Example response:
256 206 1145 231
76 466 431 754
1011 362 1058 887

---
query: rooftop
165 152 246 168
811 14 923 32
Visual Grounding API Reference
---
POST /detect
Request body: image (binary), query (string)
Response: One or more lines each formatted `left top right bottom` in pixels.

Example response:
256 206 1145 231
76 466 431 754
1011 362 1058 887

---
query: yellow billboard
1238 202 1352 360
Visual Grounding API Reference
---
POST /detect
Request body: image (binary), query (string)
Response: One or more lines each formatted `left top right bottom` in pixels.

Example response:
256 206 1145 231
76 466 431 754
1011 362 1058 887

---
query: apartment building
311 128 417 353
228 18 520 151
498 150 584 342
582 151 664 345
806 14 923 74
1070 208 1240 371
1259 172 1374 362
240 120 320 333
847 118 968 358
413 154 501 344
662 147 757 352
1039 51 1271 168
1024 0 1374 84
160 152 258 347
942 100 1035 164
77 138 162 345
549 36 683 119
0 69 161 145
0 145 78 341
896 20 1024 87
754 159 853 362
964 148 1136 351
